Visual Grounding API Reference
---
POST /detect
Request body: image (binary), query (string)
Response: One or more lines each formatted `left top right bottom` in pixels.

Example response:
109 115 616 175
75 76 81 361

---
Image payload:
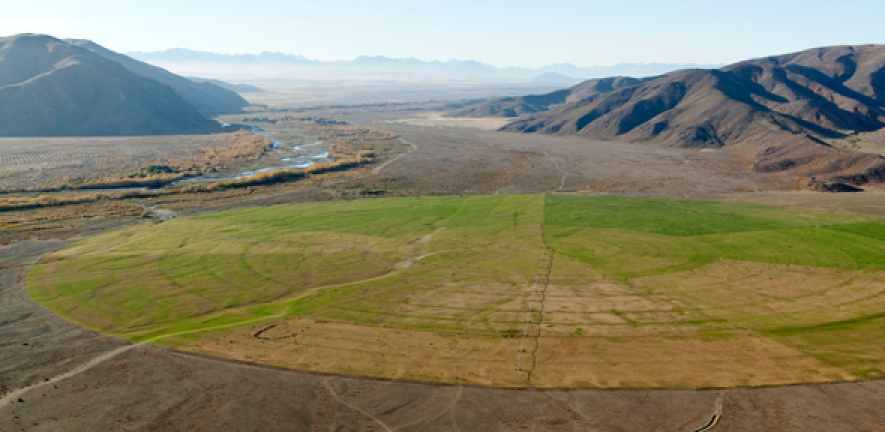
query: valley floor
5 119 885 430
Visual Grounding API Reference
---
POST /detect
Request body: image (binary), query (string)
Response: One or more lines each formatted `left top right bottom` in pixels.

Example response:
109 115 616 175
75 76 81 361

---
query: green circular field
29 195 885 387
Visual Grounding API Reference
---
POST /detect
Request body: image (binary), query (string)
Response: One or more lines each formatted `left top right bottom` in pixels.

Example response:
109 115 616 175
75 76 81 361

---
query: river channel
174 124 333 184
80 125 334 193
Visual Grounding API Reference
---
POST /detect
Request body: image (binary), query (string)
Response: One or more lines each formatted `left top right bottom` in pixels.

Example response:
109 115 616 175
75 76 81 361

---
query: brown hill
0 34 221 137
448 77 650 118
501 45 885 189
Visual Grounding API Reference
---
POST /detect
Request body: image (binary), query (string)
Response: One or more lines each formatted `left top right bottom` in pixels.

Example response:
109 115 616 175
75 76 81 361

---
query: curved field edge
26 194 885 387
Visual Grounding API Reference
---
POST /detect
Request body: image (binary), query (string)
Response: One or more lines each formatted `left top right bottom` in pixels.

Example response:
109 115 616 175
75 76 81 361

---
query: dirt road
373 138 418 175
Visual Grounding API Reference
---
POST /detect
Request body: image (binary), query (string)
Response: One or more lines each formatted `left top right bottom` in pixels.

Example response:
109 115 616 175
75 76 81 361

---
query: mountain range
0 34 248 137
481 45 885 189
127 48 723 81
5 34 885 189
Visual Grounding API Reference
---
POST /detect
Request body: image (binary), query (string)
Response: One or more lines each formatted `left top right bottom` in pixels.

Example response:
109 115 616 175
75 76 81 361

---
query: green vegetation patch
28 194 885 383
764 313 885 379
544 195 885 277
545 195 871 236
698 228 885 271
544 226 720 279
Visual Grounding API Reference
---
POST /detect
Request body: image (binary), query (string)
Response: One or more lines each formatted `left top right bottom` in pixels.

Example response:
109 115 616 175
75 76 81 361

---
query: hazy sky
2 0 884 68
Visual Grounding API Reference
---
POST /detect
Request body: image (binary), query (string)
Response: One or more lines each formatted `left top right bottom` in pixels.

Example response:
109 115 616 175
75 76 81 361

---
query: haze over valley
128 47 723 81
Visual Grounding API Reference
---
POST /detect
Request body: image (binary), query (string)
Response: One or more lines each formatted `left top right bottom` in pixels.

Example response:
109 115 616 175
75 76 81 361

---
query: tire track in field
0 343 142 409
323 378 394 432
542 150 569 193
525 249 554 382
692 391 726 432
373 138 417 175
516 245 555 382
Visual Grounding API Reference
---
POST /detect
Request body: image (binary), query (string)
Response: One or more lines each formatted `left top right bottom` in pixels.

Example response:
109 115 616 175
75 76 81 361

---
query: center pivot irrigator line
516 245 547 371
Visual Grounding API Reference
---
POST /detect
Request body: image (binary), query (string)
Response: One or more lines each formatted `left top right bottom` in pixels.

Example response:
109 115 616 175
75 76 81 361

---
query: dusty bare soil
341 123 777 199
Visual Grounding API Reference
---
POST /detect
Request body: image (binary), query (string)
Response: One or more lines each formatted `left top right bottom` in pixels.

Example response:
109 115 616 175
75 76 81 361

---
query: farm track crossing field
28 195 885 388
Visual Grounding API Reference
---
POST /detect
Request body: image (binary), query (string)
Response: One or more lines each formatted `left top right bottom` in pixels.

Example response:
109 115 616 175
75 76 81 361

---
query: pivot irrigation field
28 195 885 388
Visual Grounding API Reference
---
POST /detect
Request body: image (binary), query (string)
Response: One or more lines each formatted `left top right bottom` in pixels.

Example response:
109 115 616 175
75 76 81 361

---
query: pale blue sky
2 0 883 68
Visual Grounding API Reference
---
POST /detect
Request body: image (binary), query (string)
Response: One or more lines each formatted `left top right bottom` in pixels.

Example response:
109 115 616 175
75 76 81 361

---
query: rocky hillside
0 34 221 137
500 45 885 189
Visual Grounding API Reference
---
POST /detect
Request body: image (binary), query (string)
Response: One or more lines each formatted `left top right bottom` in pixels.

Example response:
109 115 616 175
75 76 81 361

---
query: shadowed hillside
66 39 250 114
499 45 885 189
0 34 221 137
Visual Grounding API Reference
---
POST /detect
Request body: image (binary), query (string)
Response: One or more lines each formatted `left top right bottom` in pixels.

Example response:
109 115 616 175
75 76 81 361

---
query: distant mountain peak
126 48 723 80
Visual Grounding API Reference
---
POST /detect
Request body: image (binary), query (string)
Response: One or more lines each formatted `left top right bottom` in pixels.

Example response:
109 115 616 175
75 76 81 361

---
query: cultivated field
28 195 885 388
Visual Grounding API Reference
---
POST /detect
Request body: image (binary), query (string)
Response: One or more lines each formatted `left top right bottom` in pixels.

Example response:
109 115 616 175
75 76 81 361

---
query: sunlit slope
29 195 885 387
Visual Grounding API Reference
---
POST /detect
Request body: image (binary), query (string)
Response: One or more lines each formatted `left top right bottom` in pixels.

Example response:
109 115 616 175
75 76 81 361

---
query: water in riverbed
89 126 335 192
177 127 333 183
